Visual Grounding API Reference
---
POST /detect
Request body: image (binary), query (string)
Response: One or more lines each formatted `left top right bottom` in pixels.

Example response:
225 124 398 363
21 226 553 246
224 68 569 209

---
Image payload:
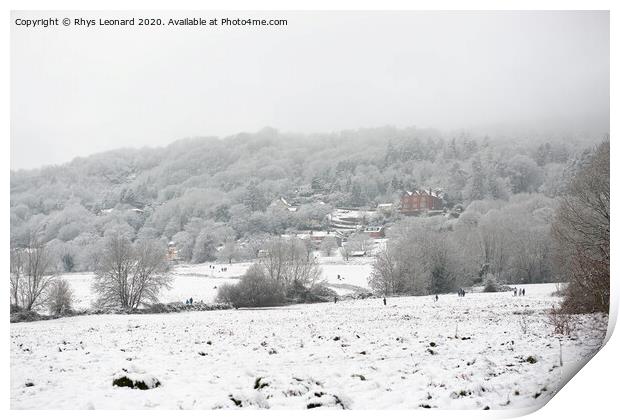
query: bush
146 303 168 313
547 305 574 336
217 264 284 308
482 274 500 293
287 282 337 303
10 310 43 323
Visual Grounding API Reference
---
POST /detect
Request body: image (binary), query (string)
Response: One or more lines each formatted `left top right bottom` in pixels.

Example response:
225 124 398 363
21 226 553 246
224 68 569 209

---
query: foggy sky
11 11 609 169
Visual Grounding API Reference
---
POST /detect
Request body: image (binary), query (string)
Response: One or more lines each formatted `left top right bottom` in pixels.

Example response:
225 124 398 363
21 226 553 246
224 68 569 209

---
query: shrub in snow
306 392 350 409
547 305 575 336
224 392 269 409
112 369 161 390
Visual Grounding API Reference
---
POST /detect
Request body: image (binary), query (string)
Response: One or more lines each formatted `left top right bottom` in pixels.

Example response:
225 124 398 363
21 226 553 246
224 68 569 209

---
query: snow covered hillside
10 283 606 410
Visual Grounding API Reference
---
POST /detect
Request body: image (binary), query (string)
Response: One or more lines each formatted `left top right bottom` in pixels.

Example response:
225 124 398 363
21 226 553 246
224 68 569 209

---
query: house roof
404 188 444 198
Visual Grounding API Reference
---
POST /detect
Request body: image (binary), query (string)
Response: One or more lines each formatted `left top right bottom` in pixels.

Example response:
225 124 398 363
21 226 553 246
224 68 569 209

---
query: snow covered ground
10 283 607 410
63 258 373 309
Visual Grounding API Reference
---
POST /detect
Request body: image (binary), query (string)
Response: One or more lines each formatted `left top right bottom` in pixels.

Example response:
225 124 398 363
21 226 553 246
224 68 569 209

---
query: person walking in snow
435 294 439 302
189 297 193 305
383 296 387 306
334 296 338 303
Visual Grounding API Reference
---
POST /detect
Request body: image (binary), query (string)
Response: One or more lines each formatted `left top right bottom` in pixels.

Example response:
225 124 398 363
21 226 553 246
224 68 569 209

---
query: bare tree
10 247 24 307
369 244 400 295
218 239 238 264
340 232 371 261
320 236 338 257
369 235 431 296
260 237 322 293
48 278 74 315
552 140 609 313
93 234 171 310
10 235 58 311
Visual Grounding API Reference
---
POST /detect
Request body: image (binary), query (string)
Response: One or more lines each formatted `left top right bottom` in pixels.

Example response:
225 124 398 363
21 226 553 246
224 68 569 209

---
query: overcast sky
11 11 609 169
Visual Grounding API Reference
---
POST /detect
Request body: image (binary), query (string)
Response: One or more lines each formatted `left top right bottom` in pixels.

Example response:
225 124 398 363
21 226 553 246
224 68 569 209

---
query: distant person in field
522 289 526 296
185 299 189 305
514 289 517 297
435 294 439 302
383 296 387 306
189 297 193 305
334 296 338 303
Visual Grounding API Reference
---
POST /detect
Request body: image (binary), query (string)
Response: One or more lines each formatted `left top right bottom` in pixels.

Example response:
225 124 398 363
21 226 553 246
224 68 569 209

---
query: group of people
514 288 526 297
457 288 466 297
208 264 228 273
185 297 205 305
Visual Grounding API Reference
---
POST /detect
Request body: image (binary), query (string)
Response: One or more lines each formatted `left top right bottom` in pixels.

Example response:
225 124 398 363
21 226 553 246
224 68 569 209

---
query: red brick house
400 189 444 214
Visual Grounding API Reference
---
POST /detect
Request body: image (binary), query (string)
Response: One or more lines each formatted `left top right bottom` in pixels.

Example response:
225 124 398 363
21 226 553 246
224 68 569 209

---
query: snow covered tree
465 156 487 201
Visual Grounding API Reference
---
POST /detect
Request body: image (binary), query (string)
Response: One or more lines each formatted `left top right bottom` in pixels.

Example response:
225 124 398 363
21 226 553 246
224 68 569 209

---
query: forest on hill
10 126 601 273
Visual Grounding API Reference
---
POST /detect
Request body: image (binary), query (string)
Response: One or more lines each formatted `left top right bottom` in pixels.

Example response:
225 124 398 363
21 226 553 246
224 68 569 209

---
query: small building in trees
363 226 385 239
399 189 444 215
271 197 298 212
377 203 394 214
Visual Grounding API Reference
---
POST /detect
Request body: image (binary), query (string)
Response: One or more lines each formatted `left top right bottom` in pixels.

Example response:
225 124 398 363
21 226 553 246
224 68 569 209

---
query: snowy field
10 283 607 410
63 259 373 309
